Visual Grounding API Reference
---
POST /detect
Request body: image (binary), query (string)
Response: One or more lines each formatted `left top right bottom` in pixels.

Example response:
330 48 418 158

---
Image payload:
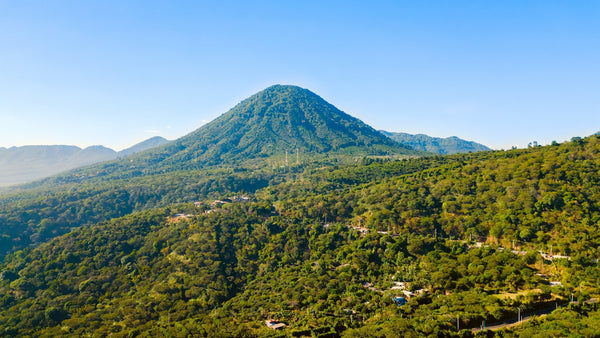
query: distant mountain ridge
0 136 169 187
381 131 490 154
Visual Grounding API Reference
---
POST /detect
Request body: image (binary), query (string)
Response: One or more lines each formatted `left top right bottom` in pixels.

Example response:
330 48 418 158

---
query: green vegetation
0 86 599 336
499 303 600 337
0 135 599 336
0 202 553 336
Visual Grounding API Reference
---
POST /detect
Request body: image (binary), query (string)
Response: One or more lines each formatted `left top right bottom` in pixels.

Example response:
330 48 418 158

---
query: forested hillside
268 136 600 258
1 135 600 336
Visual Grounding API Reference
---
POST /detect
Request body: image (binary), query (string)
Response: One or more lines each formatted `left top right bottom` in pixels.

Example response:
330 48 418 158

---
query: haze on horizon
0 1 598 151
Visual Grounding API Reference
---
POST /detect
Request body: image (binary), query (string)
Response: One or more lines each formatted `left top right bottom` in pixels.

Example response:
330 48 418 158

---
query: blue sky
0 1 598 150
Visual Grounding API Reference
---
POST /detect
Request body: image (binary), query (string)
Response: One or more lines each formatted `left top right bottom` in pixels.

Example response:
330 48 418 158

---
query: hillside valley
0 86 599 337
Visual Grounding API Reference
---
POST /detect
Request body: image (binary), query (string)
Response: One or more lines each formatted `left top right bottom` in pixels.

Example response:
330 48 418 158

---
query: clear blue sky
1 1 598 150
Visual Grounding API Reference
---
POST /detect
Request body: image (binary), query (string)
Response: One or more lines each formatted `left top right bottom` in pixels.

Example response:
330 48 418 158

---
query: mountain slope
381 131 491 154
183 85 418 158
127 85 421 170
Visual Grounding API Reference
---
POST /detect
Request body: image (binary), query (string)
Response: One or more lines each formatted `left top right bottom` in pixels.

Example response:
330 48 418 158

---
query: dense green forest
0 156 448 257
1 135 600 336
1 86 599 336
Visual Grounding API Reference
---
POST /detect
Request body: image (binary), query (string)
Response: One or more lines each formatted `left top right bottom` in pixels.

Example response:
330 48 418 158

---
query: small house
265 320 286 330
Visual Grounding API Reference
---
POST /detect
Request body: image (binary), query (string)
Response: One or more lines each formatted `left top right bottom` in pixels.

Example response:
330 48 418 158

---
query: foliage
0 132 600 335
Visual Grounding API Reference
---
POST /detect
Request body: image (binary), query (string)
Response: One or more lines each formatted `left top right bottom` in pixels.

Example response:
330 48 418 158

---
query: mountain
117 136 170 157
186 84 417 158
0 137 170 187
125 85 421 171
381 131 491 154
